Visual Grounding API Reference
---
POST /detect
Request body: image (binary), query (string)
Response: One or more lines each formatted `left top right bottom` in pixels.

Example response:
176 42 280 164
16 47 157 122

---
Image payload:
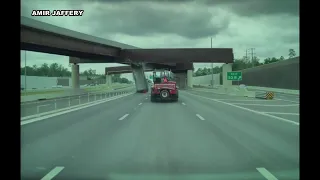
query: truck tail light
170 89 177 94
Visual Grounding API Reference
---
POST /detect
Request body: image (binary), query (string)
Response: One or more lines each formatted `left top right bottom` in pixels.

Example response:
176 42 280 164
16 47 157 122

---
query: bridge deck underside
21 17 233 72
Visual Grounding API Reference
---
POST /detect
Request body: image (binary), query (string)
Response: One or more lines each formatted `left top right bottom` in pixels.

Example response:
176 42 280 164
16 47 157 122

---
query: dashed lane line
256 167 279 180
118 114 129 120
41 166 64 180
196 114 205 120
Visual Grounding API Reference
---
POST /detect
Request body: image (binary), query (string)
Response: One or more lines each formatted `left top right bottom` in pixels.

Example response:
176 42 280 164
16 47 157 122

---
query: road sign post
227 72 242 84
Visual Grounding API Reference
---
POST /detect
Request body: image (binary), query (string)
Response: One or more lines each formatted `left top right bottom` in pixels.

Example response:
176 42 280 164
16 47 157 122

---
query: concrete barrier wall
232 57 299 90
58 78 106 86
21 76 58 89
57 78 69 86
193 74 220 86
22 76 107 89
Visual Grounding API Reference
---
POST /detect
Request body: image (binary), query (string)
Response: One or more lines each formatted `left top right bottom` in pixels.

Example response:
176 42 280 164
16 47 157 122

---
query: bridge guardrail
21 90 134 119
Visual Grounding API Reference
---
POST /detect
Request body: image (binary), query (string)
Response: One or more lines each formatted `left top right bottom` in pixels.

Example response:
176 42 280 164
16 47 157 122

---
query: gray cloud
70 2 230 39
86 0 299 16
21 0 299 74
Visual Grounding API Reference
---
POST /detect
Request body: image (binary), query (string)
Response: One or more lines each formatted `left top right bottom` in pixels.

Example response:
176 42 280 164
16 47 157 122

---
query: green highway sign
149 74 153 79
227 71 242 81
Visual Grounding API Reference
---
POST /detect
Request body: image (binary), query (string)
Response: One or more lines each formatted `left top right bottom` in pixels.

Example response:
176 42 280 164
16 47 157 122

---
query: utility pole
247 48 255 67
24 51 27 92
245 49 248 61
210 37 214 88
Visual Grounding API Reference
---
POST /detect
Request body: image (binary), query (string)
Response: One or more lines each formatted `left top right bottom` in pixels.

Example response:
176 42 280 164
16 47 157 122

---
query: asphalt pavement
21 89 299 180
21 88 135 117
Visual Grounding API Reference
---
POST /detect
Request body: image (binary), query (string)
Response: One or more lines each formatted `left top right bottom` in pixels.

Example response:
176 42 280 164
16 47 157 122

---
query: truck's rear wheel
160 90 169 100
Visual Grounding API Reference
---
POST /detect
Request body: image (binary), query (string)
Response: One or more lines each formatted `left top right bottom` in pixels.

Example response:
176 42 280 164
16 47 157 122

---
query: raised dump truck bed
150 69 179 102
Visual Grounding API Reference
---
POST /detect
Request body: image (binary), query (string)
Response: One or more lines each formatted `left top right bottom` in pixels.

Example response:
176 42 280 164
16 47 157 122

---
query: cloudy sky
21 0 299 79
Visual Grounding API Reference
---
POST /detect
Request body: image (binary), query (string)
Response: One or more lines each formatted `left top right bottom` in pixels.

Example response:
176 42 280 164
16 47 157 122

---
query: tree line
193 49 297 77
20 63 131 83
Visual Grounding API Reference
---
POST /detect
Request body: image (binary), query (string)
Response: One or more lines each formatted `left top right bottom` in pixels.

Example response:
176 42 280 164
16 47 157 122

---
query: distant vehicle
150 69 179 102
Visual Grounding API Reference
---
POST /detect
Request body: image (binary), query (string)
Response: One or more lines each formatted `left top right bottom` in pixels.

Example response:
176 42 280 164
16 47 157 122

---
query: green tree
264 57 280 64
288 49 296 59
232 59 249 71
194 68 204 76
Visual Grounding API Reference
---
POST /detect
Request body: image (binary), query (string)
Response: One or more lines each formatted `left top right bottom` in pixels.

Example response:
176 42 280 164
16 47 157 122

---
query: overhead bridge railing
21 90 134 119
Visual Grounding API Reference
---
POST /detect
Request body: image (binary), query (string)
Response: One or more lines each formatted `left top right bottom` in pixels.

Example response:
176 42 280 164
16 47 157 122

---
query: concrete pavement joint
21 93 134 126
213 99 281 102
256 167 279 180
119 114 129 120
263 112 299 116
184 91 299 126
40 166 64 180
275 98 299 104
231 103 299 107
196 114 205 120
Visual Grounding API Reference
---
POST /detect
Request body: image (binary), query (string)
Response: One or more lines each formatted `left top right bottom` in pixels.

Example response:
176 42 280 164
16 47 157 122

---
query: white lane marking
256 167 278 180
196 114 205 120
275 98 299 104
231 103 299 107
37 104 51 108
184 91 299 126
182 102 186 105
138 103 142 105
262 112 299 116
41 166 64 180
21 93 134 126
119 114 129 120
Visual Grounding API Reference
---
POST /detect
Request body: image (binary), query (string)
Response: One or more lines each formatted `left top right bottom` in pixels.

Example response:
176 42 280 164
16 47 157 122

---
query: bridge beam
222 63 233 87
71 63 80 93
131 64 148 93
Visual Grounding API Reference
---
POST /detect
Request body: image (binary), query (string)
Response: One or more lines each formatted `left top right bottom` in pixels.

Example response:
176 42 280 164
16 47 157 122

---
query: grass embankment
21 89 65 96
83 84 131 92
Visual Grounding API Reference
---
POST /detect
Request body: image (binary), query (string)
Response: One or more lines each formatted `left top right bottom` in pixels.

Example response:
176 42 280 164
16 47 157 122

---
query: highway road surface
21 90 299 180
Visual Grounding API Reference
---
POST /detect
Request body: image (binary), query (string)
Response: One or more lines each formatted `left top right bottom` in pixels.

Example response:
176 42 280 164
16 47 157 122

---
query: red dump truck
150 69 179 102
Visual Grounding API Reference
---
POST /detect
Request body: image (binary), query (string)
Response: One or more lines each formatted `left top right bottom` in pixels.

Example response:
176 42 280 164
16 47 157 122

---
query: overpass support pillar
187 70 193 88
222 63 232 87
131 64 148 93
71 63 80 92
174 72 187 89
105 75 112 86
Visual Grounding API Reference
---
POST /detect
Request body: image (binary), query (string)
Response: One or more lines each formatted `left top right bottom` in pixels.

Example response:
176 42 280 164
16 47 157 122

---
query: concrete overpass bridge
21 16 234 93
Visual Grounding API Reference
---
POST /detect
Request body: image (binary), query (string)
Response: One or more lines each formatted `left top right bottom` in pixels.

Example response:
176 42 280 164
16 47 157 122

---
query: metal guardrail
21 90 133 118
20 85 135 104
